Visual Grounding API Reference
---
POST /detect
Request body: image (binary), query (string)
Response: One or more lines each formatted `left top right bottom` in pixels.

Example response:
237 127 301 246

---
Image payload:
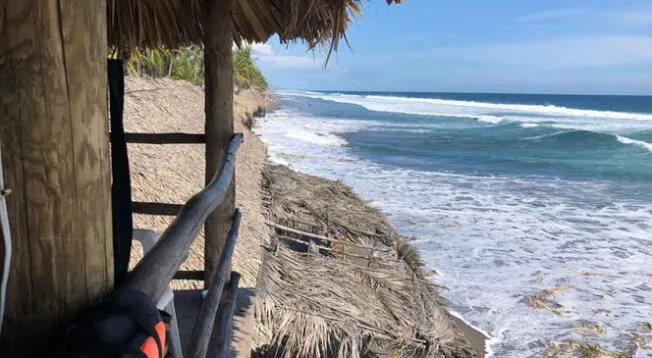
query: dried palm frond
256 165 479 358
263 165 396 247
108 0 403 59
397 239 425 271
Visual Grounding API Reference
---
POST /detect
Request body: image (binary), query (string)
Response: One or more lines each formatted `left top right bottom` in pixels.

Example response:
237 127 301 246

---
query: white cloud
249 42 320 69
611 11 652 28
258 55 317 68
515 8 652 28
515 9 584 22
426 35 652 69
250 43 274 56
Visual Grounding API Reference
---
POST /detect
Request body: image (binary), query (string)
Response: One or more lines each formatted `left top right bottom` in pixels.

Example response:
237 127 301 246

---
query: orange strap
139 321 166 358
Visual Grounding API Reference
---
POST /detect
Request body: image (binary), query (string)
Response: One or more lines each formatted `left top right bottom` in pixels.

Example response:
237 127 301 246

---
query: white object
133 229 183 358
0 142 11 337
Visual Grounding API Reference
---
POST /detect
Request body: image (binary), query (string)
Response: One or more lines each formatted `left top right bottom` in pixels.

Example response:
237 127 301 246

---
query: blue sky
250 0 652 94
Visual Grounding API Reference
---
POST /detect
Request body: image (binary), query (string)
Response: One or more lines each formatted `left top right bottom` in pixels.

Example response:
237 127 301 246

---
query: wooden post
204 0 235 286
0 0 112 356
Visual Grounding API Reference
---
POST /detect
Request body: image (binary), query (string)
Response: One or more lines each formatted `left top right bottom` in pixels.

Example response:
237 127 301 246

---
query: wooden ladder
127 132 207 282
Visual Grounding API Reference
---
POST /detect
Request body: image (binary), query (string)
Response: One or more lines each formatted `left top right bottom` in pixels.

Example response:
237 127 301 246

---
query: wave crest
615 135 652 152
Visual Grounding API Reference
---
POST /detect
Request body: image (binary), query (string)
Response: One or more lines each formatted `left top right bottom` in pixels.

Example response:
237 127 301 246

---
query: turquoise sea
255 91 652 357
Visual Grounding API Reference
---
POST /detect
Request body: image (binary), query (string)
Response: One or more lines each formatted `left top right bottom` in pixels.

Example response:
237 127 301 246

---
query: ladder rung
173 270 205 281
123 132 205 144
132 202 183 216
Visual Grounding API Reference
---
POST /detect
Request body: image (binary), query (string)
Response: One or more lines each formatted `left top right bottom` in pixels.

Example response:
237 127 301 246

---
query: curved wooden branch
123 133 243 301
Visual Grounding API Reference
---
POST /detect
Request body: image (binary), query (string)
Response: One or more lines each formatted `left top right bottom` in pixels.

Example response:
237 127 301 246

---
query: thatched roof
255 166 478 358
108 0 402 50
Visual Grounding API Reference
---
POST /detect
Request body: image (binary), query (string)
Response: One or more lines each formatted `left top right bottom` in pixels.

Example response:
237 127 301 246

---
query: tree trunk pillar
204 0 235 286
0 0 113 356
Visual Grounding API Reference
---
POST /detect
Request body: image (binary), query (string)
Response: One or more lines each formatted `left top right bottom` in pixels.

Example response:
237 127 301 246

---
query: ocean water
254 91 652 357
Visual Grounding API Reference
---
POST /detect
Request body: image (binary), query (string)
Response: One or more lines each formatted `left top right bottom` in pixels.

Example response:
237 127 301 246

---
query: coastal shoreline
256 94 488 357
258 90 652 358
125 76 486 356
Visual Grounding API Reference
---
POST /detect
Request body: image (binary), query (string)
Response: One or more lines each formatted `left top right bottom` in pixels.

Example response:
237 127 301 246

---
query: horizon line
271 88 652 97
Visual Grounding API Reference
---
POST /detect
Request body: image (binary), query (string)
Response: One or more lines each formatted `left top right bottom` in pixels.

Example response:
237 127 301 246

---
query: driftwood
124 133 242 301
278 235 397 263
186 210 241 358
124 132 205 144
267 221 393 253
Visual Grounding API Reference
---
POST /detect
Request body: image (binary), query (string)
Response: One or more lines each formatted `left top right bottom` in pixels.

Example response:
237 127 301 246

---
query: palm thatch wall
256 166 478 358
108 0 402 51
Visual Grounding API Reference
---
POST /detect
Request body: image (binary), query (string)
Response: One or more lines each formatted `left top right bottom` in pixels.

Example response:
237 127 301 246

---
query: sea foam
615 135 652 152
257 93 652 358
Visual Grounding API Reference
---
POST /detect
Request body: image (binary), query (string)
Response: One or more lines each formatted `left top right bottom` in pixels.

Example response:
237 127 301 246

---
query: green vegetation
125 45 204 85
233 47 268 90
124 45 268 90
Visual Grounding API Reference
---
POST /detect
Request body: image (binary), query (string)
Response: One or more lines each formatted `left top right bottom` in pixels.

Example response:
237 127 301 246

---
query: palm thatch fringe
108 0 402 53
254 166 478 357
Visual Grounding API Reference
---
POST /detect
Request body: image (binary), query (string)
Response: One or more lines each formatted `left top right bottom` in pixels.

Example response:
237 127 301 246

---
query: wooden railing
186 211 241 358
123 133 243 358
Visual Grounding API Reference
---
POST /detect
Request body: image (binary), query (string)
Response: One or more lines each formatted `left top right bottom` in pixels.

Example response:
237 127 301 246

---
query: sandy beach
125 76 486 357
125 76 273 290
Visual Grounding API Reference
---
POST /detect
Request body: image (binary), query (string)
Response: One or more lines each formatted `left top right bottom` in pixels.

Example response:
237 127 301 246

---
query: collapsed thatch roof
256 165 478 358
108 0 402 50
